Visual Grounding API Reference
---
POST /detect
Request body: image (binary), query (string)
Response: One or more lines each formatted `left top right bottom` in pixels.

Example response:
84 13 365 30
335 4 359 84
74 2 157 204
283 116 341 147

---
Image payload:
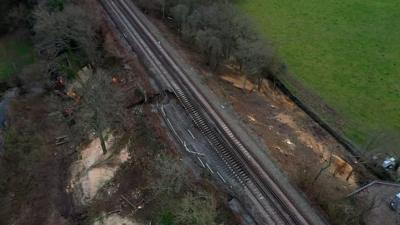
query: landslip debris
68 135 130 205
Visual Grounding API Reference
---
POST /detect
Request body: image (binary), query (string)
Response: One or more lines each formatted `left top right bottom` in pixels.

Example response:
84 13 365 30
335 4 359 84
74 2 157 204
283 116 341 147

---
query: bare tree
194 29 223 69
235 39 273 89
77 69 123 154
138 0 279 75
33 4 99 62
170 4 189 31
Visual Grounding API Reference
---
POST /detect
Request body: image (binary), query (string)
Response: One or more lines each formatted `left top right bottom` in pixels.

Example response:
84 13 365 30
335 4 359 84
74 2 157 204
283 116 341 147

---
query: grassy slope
237 0 400 143
0 34 35 81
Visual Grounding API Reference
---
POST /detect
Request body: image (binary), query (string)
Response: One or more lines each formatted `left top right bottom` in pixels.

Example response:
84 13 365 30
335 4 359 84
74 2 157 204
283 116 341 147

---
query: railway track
100 0 326 224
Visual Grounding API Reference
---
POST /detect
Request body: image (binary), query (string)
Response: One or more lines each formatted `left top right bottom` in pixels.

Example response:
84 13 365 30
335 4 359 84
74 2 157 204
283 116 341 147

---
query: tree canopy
134 0 281 82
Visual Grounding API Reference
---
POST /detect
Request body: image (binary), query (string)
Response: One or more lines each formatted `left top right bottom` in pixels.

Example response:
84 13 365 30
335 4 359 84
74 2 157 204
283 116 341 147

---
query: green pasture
237 0 400 144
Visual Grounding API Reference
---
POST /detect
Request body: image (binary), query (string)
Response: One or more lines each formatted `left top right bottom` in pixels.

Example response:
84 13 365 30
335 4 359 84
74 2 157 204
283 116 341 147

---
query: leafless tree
33 4 99 62
77 69 123 154
170 4 189 31
194 29 223 69
235 39 273 89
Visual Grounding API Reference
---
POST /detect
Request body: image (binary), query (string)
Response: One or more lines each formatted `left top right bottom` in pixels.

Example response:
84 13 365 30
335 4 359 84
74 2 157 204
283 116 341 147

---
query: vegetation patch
0 34 35 81
237 0 400 144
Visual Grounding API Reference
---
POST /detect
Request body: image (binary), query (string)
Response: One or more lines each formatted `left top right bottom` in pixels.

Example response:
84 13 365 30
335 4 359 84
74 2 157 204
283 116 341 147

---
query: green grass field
237 0 400 143
0 34 35 81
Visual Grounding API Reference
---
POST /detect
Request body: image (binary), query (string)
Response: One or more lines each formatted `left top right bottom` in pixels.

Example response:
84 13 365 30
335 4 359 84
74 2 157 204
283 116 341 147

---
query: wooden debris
121 195 136 209
55 136 69 146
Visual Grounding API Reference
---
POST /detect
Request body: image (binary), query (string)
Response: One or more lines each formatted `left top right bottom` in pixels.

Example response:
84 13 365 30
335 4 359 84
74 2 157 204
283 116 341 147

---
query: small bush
159 211 175 225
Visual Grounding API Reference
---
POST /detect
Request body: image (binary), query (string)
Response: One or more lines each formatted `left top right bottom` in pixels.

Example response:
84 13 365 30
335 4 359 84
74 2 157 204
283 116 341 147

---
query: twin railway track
100 0 327 224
